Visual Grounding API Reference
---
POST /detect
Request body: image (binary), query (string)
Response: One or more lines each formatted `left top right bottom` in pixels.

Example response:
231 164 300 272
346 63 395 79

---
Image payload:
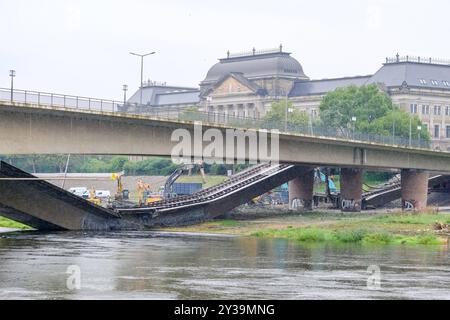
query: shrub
294 228 332 242
334 229 368 243
363 232 394 244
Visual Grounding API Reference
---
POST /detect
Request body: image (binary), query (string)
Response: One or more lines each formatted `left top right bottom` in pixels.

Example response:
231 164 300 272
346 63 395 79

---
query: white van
69 187 88 197
95 190 111 199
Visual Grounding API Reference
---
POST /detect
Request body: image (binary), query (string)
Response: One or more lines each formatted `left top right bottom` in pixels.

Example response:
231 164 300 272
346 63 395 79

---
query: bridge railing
175 111 432 149
116 105 433 149
0 87 122 112
0 87 435 151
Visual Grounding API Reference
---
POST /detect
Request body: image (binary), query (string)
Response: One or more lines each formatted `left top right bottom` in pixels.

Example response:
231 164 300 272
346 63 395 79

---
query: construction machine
87 187 102 206
112 171 131 201
163 162 207 198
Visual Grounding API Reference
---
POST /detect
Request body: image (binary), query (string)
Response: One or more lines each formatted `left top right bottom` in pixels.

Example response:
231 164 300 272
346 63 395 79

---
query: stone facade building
121 80 200 115
199 50 450 150
127 48 450 150
199 46 308 119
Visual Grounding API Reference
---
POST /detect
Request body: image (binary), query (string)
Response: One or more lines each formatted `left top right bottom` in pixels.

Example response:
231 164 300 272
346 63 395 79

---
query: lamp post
351 116 357 140
284 93 293 132
206 96 213 122
284 94 288 132
417 125 422 147
392 118 396 144
129 51 156 105
409 117 412 146
9 70 16 102
122 84 128 105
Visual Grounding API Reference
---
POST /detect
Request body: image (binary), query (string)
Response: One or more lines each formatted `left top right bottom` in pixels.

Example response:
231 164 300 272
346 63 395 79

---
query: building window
446 106 450 116
434 125 440 138
443 80 450 87
419 79 427 85
431 80 439 86
447 126 450 138
410 104 418 114
421 105 429 115
434 105 441 116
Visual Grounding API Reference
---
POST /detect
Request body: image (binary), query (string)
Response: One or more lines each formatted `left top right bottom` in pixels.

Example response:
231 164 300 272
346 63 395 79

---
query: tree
123 157 178 176
110 156 128 172
362 109 430 142
319 84 394 136
263 100 309 130
179 106 202 121
319 84 429 142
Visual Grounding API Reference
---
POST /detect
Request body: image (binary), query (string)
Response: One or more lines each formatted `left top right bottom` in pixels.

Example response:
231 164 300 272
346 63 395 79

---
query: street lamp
392 118 396 144
409 117 412 146
417 125 422 147
206 96 213 121
284 93 293 132
309 109 314 136
129 51 156 105
351 116 357 139
122 84 128 105
9 70 16 102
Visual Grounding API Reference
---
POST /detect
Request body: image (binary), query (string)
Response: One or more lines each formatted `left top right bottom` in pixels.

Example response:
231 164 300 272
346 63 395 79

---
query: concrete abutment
288 167 315 211
401 169 429 211
340 168 363 212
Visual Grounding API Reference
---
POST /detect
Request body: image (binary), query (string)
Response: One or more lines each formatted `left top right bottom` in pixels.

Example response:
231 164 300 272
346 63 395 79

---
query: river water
0 231 449 300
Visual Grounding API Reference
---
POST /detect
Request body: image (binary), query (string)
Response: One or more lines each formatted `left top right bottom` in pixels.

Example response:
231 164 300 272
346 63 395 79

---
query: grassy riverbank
164 211 450 246
0 216 31 230
2 209 449 246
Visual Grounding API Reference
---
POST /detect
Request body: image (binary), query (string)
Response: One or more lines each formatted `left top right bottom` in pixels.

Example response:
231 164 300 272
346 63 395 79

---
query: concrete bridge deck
0 162 308 230
1 101 450 172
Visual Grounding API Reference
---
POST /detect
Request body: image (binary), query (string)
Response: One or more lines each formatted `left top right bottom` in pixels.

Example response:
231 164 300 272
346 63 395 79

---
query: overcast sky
1 0 449 100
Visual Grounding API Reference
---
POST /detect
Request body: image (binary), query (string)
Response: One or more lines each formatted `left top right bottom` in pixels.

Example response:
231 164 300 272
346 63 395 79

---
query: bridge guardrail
0 87 122 112
0 87 435 151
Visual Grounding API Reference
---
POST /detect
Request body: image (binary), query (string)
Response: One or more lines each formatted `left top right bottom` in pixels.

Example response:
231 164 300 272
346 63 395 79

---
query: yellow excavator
136 179 162 206
87 187 102 206
112 172 124 200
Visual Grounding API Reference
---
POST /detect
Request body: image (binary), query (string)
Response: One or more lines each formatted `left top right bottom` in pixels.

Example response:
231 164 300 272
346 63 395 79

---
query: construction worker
137 179 145 206
89 186 96 200
143 183 151 201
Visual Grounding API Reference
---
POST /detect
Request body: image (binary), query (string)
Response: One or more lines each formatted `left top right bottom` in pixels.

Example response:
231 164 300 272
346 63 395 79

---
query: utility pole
409 117 412 146
392 118 396 144
417 125 422 147
61 154 71 189
351 116 357 140
9 70 16 102
122 84 128 105
129 51 156 105
284 94 288 132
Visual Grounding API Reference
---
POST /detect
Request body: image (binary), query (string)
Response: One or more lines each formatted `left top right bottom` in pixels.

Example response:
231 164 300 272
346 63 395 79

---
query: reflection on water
0 231 449 300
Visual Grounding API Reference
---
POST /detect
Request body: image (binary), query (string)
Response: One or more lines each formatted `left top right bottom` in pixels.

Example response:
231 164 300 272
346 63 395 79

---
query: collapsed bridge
0 161 308 231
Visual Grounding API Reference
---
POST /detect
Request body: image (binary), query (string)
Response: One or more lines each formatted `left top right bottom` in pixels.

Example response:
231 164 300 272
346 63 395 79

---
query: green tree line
0 154 249 176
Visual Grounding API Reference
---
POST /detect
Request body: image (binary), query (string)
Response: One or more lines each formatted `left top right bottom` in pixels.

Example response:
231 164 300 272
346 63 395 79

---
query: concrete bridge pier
289 167 315 211
340 168 363 212
401 169 429 211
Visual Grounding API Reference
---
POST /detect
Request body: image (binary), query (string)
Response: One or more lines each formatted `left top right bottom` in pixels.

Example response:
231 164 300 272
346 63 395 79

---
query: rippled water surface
0 231 449 299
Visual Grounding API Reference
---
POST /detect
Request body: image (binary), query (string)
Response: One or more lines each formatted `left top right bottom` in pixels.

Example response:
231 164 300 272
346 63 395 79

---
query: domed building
124 48 450 150
199 46 309 118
